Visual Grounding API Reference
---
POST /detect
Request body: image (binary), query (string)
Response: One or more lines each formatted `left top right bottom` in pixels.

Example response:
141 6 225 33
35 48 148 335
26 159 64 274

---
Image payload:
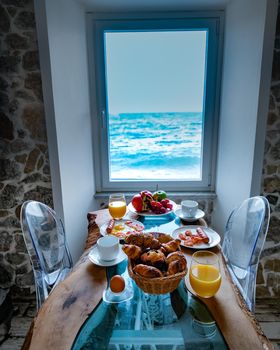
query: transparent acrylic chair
222 196 270 312
20 200 73 309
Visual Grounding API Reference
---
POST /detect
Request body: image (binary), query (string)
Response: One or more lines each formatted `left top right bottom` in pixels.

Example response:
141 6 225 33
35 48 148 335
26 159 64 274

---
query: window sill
94 191 217 201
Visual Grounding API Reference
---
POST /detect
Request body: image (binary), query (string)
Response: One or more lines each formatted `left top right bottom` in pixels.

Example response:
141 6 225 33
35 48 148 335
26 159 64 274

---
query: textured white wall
211 0 277 236
35 0 96 263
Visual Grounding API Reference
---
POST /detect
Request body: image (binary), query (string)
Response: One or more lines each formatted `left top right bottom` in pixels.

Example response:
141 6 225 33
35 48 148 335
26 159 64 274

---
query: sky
104 30 207 114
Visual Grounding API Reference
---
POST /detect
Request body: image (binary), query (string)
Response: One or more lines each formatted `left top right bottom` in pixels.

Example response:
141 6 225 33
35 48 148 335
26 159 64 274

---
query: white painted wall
211 0 277 236
35 0 96 263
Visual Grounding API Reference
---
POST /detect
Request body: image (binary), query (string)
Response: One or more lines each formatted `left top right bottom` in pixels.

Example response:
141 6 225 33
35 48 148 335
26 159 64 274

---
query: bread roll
133 264 163 278
167 258 187 275
166 251 185 264
140 250 165 267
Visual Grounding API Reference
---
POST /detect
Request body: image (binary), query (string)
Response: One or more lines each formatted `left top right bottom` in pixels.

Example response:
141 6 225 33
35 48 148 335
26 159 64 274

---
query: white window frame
87 12 224 193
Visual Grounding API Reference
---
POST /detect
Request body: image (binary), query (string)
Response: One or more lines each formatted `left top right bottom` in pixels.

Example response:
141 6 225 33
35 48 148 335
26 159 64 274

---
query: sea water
109 112 202 180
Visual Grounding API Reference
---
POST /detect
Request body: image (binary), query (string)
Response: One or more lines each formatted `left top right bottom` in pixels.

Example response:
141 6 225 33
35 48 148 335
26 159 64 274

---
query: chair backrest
222 196 270 312
20 201 72 307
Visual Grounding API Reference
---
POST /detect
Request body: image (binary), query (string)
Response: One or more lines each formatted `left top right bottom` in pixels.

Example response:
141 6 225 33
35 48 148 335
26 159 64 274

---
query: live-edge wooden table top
23 209 273 350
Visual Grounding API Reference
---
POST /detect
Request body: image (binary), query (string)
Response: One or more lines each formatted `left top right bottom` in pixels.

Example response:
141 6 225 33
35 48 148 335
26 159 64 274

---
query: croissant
125 233 144 246
167 258 187 275
142 234 156 248
122 244 142 260
156 233 174 244
149 238 161 249
161 239 181 254
166 251 185 264
140 250 165 267
125 233 154 248
133 264 163 278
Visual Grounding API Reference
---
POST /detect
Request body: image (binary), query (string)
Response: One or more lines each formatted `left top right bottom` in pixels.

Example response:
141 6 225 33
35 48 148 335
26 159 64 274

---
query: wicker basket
128 260 187 294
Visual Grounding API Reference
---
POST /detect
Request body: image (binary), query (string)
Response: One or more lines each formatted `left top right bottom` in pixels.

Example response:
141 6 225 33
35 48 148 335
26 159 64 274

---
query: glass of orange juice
189 251 221 298
108 193 127 220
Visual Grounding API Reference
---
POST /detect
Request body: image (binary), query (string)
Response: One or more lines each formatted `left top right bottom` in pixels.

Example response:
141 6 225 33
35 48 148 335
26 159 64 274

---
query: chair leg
35 279 49 310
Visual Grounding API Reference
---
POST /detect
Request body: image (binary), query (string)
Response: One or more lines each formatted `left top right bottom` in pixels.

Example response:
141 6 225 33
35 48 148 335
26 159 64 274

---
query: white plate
172 225 220 249
88 245 127 267
100 219 144 239
127 200 177 216
174 208 205 222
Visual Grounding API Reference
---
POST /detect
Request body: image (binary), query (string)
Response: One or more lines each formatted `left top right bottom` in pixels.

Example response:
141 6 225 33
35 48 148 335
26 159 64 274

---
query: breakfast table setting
22 191 274 350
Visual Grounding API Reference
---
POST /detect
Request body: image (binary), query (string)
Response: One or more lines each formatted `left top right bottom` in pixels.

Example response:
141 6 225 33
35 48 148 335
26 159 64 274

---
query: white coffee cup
181 200 198 218
96 236 119 261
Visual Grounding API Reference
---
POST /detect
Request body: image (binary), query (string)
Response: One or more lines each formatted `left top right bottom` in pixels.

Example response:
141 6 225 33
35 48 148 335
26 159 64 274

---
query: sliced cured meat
177 227 209 247
196 227 209 243
179 233 187 241
181 236 194 246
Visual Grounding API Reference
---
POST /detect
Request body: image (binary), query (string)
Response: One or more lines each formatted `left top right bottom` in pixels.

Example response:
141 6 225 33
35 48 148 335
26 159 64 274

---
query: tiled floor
0 300 36 350
255 298 280 350
0 298 279 349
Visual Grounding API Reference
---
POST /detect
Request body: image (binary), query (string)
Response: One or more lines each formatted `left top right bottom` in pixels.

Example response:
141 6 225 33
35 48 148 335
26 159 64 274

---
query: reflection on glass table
137 212 180 234
72 260 228 350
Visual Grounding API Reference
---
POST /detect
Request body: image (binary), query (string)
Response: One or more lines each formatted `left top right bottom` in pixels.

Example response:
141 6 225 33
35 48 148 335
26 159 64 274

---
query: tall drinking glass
189 251 221 298
108 193 127 220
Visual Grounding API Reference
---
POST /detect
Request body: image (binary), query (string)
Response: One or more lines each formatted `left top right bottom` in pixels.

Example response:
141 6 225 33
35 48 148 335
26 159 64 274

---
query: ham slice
178 227 209 246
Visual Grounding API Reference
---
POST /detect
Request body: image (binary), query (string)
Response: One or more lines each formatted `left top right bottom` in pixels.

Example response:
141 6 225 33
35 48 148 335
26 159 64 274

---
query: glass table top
72 213 228 350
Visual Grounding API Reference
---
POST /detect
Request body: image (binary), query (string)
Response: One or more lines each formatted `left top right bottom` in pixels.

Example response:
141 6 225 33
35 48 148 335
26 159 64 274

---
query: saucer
174 208 205 222
88 246 127 267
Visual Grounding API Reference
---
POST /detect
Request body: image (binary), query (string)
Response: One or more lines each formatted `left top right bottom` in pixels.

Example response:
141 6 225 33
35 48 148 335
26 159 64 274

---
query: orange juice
109 201 126 219
190 264 221 298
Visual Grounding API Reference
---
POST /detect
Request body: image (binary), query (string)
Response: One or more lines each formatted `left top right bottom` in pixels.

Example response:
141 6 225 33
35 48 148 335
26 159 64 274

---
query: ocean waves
109 112 202 180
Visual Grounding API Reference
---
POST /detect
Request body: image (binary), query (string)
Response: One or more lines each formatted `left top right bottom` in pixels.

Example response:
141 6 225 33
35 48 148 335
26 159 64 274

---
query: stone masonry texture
0 0 279 305
258 4 280 300
0 0 53 298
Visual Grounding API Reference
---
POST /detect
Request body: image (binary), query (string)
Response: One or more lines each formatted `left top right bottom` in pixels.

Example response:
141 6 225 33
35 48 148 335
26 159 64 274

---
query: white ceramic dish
89 246 127 267
103 287 134 304
172 225 221 249
100 219 144 239
127 200 177 217
174 208 205 222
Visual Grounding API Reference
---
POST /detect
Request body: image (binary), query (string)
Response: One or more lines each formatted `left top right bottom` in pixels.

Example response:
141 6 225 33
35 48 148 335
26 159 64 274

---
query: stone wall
0 0 52 297
257 4 280 299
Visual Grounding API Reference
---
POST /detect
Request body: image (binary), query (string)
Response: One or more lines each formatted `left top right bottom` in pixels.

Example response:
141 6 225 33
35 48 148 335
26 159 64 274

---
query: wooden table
23 209 273 350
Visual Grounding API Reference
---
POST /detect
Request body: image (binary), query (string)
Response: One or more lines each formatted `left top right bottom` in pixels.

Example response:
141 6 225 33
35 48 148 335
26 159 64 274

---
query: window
88 12 223 192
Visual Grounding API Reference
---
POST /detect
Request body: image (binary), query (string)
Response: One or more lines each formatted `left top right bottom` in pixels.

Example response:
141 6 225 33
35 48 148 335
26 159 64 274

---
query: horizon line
109 111 203 115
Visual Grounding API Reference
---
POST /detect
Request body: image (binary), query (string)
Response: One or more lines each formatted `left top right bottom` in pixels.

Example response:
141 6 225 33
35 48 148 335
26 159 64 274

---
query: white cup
96 236 120 261
181 200 198 218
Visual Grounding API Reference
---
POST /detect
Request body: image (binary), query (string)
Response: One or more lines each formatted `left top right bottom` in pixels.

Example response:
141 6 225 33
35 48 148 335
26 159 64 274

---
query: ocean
108 112 202 180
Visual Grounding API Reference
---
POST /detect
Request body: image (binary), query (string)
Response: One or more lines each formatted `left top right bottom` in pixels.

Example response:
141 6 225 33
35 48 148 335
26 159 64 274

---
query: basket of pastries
122 232 187 294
